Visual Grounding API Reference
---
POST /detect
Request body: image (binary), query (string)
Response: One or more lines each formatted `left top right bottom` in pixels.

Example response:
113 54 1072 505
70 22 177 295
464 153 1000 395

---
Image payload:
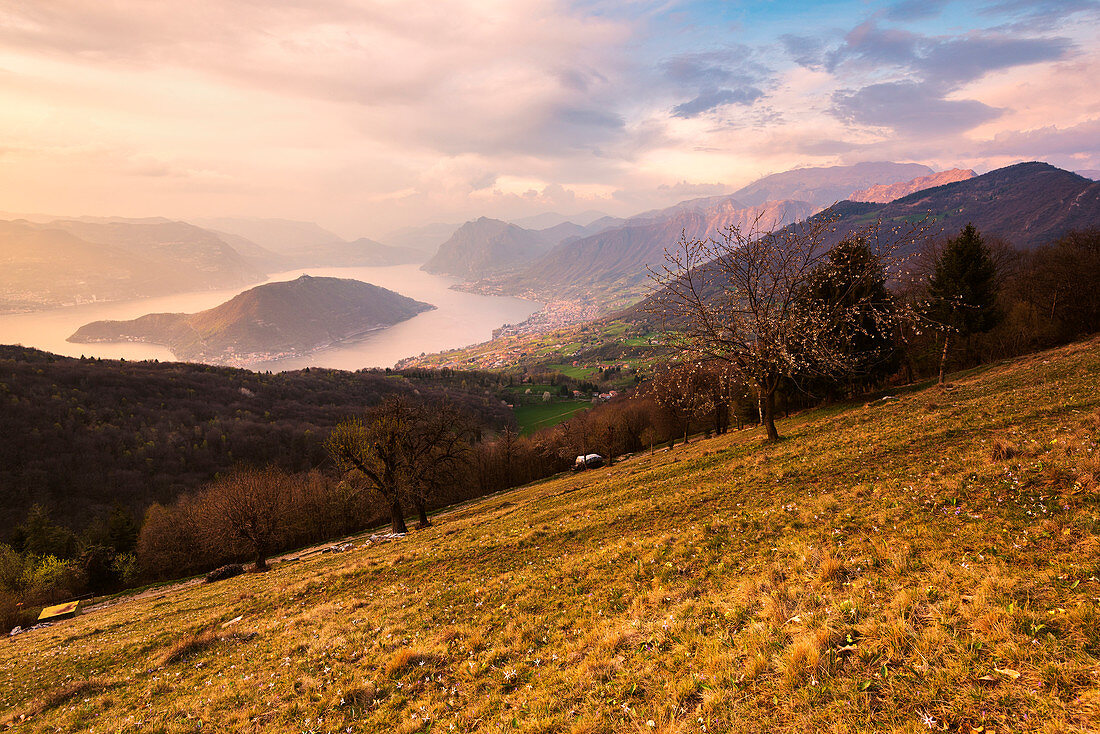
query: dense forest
0 348 516 533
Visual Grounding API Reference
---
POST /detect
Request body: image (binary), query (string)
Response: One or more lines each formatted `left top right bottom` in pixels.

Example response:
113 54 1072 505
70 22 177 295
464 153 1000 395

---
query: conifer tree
926 223 1001 383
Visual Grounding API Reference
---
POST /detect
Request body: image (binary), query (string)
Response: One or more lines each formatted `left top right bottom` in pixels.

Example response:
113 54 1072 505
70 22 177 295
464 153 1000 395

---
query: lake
0 265 541 371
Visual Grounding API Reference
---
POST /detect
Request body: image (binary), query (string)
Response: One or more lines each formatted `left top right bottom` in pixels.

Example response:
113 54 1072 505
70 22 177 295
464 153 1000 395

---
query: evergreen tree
105 504 139 554
17 505 77 558
926 223 1001 383
801 235 899 394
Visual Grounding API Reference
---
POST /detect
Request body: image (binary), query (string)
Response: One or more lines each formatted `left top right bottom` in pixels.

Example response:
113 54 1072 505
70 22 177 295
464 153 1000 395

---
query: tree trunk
414 497 431 529
938 333 950 385
389 498 408 535
761 386 779 441
254 546 268 572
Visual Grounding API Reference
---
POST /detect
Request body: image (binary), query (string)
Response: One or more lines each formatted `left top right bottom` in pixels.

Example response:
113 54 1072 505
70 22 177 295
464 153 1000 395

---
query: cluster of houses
572 388 619 402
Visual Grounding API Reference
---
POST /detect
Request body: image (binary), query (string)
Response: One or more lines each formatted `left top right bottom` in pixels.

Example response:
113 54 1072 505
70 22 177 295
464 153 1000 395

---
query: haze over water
0 264 540 371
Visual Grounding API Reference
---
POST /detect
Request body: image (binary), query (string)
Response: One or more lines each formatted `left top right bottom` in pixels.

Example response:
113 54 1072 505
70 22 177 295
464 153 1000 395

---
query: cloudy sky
0 0 1097 238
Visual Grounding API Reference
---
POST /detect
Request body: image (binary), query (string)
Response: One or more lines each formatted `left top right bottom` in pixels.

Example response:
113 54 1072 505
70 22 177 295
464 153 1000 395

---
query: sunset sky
0 0 1097 238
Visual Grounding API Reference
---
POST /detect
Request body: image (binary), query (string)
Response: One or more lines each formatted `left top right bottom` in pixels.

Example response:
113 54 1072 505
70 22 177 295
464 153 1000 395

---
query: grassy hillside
4 338 1100 732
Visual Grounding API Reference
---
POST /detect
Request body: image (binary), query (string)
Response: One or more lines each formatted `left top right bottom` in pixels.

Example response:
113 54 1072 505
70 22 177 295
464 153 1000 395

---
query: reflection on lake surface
0 265 541 371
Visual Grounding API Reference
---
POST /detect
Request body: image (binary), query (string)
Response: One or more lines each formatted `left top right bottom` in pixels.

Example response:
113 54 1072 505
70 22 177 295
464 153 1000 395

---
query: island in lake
68 274 434 367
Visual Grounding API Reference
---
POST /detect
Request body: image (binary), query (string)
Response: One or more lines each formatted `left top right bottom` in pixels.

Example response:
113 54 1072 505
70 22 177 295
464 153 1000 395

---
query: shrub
0 589 21 633
0 543 26 593
20 555 82 605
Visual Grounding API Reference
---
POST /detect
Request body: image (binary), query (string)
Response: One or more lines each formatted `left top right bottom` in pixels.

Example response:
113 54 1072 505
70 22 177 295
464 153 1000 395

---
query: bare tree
403 400 475 528
326 396 418 535
650 215 920 440
204 467 290 571
648 362 716 444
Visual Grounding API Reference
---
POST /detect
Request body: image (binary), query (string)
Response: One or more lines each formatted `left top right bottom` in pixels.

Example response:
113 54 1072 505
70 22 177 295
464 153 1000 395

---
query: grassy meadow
513 401 591 435
3 338 1100 733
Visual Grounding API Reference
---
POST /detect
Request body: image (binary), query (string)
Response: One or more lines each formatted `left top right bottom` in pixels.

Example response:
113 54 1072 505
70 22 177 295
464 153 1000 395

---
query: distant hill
420 216 622 280
422 217 559 279
69 275 434 366
192 217 344 251
849 168 976 203
42 218 262 280
1077 169 1100 181
731 161 934 209
834 161 1100 251
380 221 462 254
0 218 265 312
195 217 423 268
511 210 611 229
488 197 814 305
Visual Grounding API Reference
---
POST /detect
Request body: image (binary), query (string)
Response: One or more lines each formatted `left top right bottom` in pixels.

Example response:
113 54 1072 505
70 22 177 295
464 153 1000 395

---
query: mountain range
0 214 427 313
849 168 975 203
464 161 1100 314
821 162 1099 252
727 161 934 209
194 217 423 268
422 216 619 279
433 162 953 308
68 274 433 366
627 161 1100 325
0 218 266 312
493 198 815 305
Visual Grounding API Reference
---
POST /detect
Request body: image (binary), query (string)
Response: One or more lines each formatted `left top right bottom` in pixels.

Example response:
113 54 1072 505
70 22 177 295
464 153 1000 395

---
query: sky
0 0 1097 239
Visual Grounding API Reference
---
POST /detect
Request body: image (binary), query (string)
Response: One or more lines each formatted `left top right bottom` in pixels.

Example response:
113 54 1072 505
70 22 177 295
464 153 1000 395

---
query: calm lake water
0 265 541 371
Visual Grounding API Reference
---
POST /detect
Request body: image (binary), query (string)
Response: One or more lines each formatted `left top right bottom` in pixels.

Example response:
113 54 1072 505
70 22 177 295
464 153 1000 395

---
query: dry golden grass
156 628 223 667
0 678 112 727
3 336 1100 732
385 649 447 678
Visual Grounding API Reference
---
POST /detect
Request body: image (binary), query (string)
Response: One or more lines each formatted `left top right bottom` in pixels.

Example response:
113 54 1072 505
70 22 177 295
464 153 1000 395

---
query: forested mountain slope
0 346 512 534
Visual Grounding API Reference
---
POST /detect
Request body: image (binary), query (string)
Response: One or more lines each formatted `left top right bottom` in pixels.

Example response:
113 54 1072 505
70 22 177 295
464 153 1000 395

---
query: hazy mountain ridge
484 197 815 306
422 217 552 279
849 168 976 203
69 274 434 366
0 214 428 313
729 161 935 209
0 218 266 313
456 163 945 310
511 210 612 229
380 221 462 254
195 217 424 268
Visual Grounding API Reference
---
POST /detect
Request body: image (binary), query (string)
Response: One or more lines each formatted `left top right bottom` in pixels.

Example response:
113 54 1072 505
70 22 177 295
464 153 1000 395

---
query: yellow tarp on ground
38 601 78 621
